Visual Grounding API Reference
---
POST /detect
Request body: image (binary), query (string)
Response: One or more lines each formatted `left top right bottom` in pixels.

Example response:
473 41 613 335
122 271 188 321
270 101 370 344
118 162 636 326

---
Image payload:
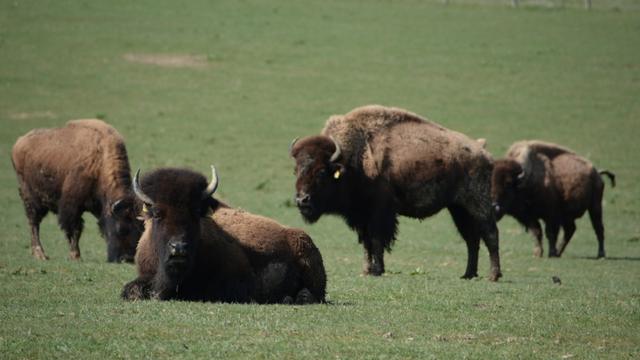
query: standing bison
290 105 502 281
11 119 142 262
491 140 615 258
122 166 326 304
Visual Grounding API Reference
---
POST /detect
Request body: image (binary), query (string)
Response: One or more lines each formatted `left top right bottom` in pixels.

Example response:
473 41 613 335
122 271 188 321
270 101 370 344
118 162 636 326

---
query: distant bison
290 105 502 281
122 167 326 304
491 140 615 258
11 119 142 262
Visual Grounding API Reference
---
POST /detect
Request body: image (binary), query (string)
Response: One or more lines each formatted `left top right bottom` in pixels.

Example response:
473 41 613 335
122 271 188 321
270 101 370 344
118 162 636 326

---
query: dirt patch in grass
9 111 56 120
122 53 209 68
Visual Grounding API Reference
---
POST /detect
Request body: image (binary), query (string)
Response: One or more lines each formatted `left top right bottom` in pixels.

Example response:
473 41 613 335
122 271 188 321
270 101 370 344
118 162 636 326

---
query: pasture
0 0 638 358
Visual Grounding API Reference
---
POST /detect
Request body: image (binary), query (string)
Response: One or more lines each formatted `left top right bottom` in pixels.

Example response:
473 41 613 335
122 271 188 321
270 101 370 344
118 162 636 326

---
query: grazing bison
121 166 326 304
11 119 142 262
290 105 502 281
492 140 615 258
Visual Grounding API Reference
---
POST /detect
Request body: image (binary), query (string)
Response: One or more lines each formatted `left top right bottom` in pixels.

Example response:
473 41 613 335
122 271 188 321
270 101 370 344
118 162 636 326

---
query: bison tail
599 170 616 188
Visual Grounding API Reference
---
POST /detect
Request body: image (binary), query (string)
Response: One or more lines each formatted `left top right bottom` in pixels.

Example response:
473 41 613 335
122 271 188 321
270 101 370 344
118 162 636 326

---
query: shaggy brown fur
291 105 501 281
122 167 326 304
492 140 615 258
11 119 142 262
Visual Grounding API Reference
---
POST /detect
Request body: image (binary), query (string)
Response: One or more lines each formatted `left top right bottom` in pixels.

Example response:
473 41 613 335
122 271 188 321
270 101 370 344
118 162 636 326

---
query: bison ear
201 197 220 216
331 163 346 180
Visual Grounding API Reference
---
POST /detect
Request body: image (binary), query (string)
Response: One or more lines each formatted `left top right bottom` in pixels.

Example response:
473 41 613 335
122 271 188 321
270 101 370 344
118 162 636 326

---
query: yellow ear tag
142 203 149 214
334 170 341 179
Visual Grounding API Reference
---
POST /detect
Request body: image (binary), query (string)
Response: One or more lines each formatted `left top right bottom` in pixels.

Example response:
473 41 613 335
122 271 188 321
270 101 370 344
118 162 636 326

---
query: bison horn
202 165 219 199
329 136 342 162
132 169 154 205
289 137 299 156
111 199 127 214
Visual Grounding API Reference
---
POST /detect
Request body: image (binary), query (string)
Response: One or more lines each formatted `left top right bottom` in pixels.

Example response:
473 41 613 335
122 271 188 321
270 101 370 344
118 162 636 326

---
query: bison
290 105 502 281
11 119 142 262
121 166 326 304
491 140 615 258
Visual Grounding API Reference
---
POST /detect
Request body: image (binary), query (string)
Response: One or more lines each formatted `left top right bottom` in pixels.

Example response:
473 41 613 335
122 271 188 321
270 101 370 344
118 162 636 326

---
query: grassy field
1 0 639 358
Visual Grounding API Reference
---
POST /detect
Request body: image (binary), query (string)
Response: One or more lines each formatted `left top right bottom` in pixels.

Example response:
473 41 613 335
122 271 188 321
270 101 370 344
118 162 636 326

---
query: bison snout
168 241 188 257
296 193 311 207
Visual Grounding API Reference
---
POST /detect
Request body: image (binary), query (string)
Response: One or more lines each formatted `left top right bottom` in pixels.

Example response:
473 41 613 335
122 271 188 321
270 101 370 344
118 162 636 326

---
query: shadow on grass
324 300 356 306
573 256 640 261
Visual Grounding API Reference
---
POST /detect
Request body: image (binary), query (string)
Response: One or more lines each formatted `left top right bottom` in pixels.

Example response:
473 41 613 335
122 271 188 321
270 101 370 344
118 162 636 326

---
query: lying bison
290 105 502 281
492 140 615 258
122 166 326 304
11 119 142 262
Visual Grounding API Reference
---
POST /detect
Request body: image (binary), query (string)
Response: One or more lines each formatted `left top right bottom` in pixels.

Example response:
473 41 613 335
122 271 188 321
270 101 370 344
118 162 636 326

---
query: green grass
1 0 639 358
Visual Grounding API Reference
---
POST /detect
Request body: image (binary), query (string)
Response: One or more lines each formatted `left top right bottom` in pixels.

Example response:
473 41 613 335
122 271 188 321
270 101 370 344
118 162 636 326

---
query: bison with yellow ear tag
291 105 501 281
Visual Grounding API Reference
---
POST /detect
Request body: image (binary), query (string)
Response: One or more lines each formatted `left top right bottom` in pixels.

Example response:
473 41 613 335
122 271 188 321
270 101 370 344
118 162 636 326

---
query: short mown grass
0 0 638 358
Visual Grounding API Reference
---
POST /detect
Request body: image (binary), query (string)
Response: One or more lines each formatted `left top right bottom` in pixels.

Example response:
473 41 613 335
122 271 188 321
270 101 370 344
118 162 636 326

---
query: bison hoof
122 279 151 301
295 288 317 304
597 251 606 259
363 269 383 276
31 246 49 260
69 251 81 260
548 252 560 258
282 296 294 305
533 248 543 258
122 285 142 301
363 263 384 276
460 272 478 280
488 271 502 282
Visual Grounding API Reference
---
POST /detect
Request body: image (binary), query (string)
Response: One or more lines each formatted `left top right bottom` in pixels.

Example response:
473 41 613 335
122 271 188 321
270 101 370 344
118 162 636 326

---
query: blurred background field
0 0 638 358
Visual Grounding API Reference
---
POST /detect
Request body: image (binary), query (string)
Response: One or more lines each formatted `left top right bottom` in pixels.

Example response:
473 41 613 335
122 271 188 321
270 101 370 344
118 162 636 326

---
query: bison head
290 135 346 223
101 197 143 263
133 166 219 281
491 159 524 220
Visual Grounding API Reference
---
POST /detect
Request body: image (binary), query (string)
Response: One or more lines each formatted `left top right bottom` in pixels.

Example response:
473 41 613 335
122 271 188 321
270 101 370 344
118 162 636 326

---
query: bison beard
291 105 502 281
122 167 326 304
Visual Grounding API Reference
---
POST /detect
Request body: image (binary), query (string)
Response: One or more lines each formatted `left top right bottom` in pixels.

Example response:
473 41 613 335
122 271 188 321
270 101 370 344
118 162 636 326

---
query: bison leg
122 276 154 300
588 198 606 258
362 234 385 276
30 222 48 260
358 201 397 276
449 206 480 279
478 221 502 282
57 204 84 260
557 220 576 257
544 222 560 257
527 220 544 258
18 188 49 260
295 288 318 304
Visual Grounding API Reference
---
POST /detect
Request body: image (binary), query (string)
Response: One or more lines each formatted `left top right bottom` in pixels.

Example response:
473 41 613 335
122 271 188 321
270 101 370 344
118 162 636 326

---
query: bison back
366 121 492 217
211 206 326 302
550 154 598 218
11 119 129 210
